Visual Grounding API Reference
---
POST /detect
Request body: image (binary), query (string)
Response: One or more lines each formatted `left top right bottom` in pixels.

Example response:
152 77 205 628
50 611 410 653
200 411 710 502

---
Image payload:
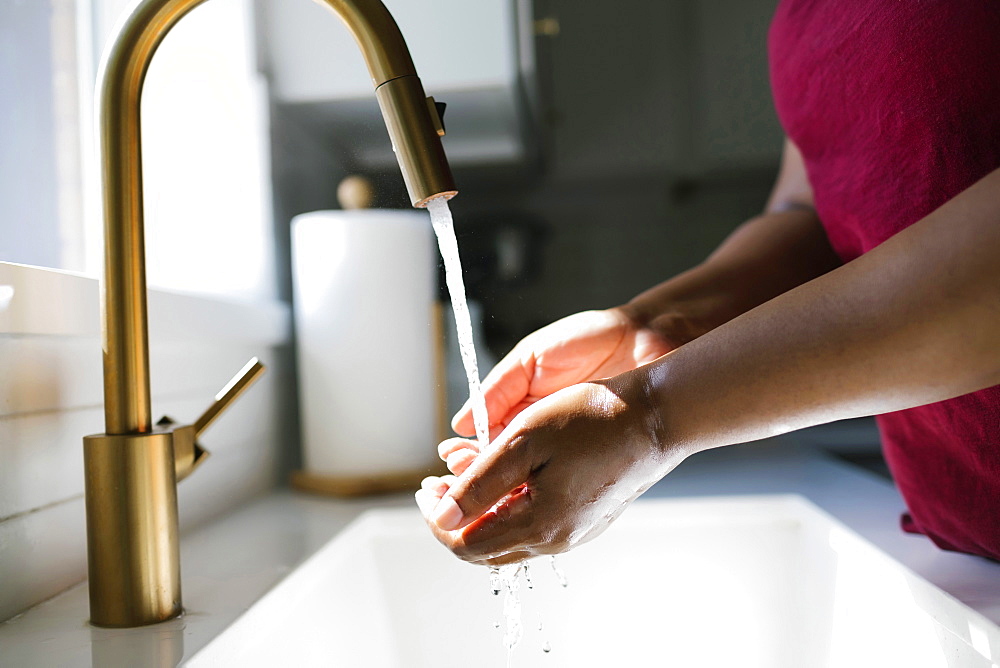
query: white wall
0 263 292 623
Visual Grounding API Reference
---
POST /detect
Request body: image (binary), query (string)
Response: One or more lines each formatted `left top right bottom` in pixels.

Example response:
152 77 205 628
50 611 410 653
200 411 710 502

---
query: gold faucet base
84 430 182 628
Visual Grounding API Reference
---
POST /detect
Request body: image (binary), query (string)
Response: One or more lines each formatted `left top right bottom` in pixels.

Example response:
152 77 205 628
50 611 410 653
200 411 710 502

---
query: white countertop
1 438 998 666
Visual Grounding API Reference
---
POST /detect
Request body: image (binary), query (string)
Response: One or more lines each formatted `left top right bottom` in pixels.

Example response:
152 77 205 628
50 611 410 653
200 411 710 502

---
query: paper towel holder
288 298 451 497
288 208 452 498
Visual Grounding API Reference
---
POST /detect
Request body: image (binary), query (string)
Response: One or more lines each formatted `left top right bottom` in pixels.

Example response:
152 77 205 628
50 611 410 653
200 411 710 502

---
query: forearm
619 207 842 347
642 168 1000 455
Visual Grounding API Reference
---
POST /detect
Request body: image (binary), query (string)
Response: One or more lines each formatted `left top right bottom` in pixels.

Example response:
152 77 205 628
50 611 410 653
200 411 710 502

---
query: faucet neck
96 0 424 434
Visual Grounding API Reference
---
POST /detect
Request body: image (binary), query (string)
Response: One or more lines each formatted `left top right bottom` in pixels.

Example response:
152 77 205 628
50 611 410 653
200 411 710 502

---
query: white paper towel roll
291 210 439 478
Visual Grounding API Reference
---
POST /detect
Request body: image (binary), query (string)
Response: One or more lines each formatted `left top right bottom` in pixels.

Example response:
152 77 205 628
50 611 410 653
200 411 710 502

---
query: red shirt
769 0 1000 559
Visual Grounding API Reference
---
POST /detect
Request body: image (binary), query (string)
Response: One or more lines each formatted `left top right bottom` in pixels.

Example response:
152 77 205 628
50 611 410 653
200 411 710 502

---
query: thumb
430 436 533 531
452 348 535 437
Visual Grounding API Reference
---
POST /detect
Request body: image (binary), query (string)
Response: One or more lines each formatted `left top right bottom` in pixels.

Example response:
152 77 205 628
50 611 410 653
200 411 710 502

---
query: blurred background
0 0 883 471
267 0 784 351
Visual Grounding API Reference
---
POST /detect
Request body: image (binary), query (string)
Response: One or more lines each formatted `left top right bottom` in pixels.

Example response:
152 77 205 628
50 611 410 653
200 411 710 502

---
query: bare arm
448 139 837 439
619 139 842 346
648 165 1000 451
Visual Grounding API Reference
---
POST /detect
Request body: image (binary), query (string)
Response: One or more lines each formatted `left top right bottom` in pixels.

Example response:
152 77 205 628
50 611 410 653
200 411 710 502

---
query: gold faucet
84 0 457 628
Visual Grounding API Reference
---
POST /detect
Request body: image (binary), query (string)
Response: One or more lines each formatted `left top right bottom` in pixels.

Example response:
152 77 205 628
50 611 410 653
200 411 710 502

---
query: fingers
431 435 535 532
446 448 477 475
437 437 479 475
438 437 479 460
418 480 540 562
418 487 533 566
452 347 535 437
437 420 528 477
419 474 456 496
415 483 444 517
451 402 475 438
418 453 564 563
453 485 534 549
474 550 534 568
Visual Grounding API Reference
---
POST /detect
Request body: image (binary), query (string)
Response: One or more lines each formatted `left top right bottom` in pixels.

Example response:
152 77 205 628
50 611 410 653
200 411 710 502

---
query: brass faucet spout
87 0 456 627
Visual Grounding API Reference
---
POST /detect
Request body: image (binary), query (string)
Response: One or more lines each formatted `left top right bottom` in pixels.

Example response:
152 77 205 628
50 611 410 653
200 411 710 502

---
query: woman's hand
451 308 675 444
415 373 688 567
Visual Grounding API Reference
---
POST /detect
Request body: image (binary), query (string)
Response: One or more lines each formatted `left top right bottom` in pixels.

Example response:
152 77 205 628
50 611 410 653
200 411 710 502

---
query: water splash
550 555 568 588
501 563 524 663
489 568 502 596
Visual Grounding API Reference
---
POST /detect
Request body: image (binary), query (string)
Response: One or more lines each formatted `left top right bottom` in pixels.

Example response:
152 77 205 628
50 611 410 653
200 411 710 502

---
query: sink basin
188 495 1000 667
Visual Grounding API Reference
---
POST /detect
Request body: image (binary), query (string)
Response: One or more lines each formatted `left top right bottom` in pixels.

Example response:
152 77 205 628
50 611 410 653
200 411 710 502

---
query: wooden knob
337 175 375 210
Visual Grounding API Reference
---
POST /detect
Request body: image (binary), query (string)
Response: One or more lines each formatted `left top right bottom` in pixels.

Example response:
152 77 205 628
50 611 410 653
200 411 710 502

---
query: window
0 0 84 270
1 0 276 302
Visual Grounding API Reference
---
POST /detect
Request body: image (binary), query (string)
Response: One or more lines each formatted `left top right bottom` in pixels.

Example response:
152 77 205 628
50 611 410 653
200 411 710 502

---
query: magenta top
768 0 1000 559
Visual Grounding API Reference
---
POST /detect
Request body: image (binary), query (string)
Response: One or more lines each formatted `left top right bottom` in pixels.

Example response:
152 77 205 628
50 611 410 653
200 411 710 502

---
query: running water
427 197 525 664
427 198 490 448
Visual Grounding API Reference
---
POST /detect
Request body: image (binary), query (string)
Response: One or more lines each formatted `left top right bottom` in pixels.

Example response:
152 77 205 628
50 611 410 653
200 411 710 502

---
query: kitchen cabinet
537 0 783 182
262 0 537 167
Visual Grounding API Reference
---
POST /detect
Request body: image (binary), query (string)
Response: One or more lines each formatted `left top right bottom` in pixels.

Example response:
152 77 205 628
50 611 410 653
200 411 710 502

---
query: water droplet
542 641 552 653
489 567 502 595
550 555 569 587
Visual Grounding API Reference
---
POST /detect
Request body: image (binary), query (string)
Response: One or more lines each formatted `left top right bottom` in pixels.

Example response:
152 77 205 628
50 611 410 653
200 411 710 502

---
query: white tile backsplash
0 379 279 523
0 498 87 624
0 337 283 420
0 266 99 337
0 338 103 416
0 406 101 520
0 263 293 622
0 378 284 624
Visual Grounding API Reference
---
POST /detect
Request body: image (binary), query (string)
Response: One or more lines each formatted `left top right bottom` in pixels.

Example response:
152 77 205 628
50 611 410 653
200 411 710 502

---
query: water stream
427 198 490 448
427 197 527 664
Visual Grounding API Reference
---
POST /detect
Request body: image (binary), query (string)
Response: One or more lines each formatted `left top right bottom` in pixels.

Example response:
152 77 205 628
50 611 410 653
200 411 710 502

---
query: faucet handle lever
426 97 446 137
194 357 266 437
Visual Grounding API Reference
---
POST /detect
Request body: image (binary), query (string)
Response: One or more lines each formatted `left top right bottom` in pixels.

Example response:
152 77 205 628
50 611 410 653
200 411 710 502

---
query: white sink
188 495 1000 668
